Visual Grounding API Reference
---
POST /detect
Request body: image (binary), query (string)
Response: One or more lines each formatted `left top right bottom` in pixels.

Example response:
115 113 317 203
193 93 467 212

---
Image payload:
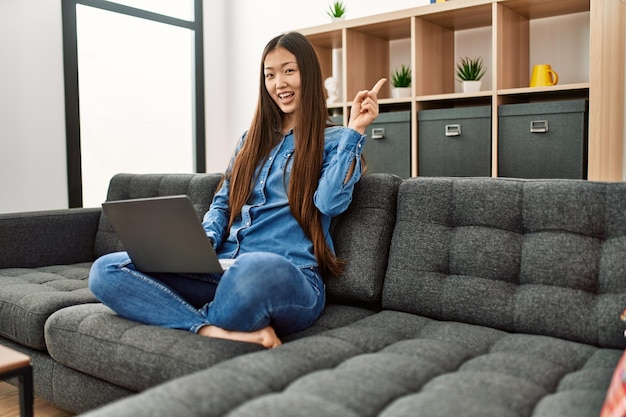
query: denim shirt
202 125 366 269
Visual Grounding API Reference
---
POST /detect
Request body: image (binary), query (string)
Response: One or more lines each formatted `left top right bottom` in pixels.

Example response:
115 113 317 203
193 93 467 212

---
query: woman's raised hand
348 78 387 134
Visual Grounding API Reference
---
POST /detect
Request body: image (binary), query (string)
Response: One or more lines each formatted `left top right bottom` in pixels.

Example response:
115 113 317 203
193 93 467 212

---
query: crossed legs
89 251 325 348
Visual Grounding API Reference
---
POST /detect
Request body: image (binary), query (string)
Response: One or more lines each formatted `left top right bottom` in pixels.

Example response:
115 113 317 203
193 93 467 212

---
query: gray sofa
1 172 624 417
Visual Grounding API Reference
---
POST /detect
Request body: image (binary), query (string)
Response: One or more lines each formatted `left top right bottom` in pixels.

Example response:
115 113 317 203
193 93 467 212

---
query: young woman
89 32 386 348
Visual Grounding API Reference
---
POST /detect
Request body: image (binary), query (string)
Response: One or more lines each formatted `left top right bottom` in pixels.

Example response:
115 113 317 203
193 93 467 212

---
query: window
62 0 205 207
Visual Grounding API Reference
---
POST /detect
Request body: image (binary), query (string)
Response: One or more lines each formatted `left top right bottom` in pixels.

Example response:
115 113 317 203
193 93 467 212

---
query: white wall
0 0 68 213
1 0 625 213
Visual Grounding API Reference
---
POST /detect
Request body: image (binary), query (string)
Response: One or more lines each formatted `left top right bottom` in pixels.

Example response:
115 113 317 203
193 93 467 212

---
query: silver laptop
102 195 225 274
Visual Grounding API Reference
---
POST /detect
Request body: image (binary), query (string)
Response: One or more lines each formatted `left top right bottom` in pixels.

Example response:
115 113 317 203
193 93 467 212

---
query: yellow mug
530 64 559 87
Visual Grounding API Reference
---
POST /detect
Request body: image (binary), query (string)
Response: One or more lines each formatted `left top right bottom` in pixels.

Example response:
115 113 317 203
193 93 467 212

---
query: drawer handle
445 124 461 137
530 120 549 133
371 127 385 140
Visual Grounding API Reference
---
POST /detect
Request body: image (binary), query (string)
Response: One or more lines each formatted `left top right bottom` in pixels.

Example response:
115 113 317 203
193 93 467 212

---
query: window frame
61 0 205 207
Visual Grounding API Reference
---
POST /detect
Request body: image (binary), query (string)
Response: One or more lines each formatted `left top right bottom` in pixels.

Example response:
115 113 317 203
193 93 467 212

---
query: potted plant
456 56 486 93
327 1 346 21
391 64 412 98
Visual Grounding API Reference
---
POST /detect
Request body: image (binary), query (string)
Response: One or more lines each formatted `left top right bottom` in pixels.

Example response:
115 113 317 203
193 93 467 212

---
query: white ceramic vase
391 87 411 98
462 80 482 93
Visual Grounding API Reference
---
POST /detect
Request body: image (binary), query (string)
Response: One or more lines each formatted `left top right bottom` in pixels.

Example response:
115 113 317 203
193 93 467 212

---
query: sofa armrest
0 208 102 268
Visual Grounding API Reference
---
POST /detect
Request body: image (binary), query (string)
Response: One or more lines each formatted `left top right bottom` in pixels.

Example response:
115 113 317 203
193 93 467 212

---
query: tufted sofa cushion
327 173 403 304
0 263 97 349
44 302 374 394
382 177 626 348
75 310 621 417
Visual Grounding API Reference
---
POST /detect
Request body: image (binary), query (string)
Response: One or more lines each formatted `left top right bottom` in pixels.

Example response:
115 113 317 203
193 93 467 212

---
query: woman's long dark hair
225 32 344 276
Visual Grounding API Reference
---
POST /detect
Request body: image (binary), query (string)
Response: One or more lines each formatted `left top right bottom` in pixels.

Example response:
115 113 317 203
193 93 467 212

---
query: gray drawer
498 99 588 179
418 106 491 177
363 111 411 178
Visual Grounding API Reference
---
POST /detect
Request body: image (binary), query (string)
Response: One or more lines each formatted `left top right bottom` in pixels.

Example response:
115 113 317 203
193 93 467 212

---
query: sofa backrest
382 177 626 348
326 173 403 305
95 173 223 258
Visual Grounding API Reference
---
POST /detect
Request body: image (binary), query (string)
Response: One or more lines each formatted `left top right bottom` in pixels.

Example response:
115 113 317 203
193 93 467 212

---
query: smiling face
264 46 301 132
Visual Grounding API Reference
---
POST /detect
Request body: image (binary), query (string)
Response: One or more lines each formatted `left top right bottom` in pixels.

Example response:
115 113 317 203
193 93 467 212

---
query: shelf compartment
305 30 343 100
415 2 493 97
342 18 411 101
497 1 591 90
345 29 390 100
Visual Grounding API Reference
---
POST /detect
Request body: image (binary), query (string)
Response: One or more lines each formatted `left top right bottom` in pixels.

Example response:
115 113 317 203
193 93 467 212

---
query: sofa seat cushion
76 310 621 417
0 262 96 349
44 302 375 393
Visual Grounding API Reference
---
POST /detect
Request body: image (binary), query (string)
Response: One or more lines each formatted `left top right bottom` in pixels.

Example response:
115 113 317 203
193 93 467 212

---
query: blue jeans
88 251 325 336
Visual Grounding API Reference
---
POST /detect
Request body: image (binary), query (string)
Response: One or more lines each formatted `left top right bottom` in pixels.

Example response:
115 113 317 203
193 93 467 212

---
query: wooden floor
0 381 74 417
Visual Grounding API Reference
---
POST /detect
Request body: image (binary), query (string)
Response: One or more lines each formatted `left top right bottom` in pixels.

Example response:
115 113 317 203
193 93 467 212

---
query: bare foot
198 325 282 349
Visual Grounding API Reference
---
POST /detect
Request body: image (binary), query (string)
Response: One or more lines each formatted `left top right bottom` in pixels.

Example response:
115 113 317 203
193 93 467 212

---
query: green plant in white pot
456 56 486 93
327 1 346 21
391 64 412 98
